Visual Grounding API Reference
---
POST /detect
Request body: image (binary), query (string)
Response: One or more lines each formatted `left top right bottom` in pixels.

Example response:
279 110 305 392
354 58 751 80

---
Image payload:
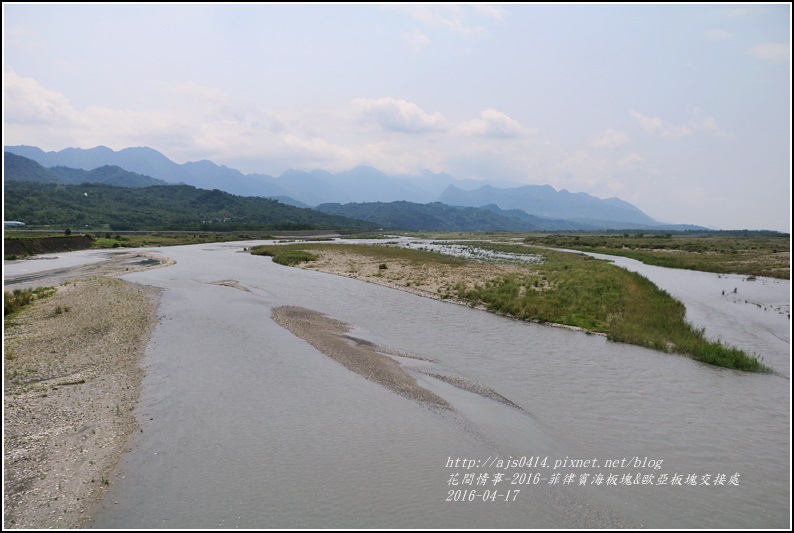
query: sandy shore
4 250 175 292
272 305 529 415
3 274 161 528
272 306 451 410
297 247 529 309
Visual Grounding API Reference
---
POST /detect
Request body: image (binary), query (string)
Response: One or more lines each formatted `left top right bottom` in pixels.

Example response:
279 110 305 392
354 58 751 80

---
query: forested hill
4 181 376 231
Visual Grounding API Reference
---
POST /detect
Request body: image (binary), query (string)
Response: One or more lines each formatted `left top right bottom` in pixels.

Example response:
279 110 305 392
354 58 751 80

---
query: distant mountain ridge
5 144 699 230
438 184 658 227
4 152 167 188
315 201 598 232
4 145 468 205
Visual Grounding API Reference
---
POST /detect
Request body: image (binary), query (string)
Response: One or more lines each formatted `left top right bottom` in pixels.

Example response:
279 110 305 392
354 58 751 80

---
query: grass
251 241 771 372
91 232 275 249
249 245 319 266
4 287 56 317
460 249 768 371
521 233 789 279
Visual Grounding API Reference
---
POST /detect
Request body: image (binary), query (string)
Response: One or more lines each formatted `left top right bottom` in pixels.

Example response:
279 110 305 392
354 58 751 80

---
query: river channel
79 240 789 529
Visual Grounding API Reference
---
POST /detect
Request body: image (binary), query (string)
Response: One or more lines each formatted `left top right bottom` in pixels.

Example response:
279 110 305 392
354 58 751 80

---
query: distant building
4 221 26 228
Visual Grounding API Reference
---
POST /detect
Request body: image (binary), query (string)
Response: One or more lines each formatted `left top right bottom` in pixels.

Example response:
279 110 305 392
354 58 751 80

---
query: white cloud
457 109 525 138
696 115 725 137
547 150 612 194
471 4 510 22
3 70 257 160
720 7 751 18
166 81 230 108
588 128 629 148
630 110 725 140
630 111 664 136
618 153 646 168
7 25 46 51
404 30 431 51
391 5 485 37
351 97 447 133
4 69 77 125
750 42 790 63
705 29 732 41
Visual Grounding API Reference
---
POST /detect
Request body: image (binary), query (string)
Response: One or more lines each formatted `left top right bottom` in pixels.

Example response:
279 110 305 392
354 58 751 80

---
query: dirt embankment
3 277 161 529
4 236 94 257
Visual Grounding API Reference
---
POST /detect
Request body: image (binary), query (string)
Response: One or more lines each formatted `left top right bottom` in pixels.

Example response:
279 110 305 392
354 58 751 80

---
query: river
74 240 789 528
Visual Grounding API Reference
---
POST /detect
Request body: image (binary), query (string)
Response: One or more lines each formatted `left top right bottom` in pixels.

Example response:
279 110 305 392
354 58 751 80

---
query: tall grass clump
4 287 56 317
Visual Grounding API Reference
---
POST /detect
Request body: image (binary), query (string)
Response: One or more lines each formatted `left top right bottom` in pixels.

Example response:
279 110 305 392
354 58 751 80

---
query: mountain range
4 145 705 231
4 152 168 188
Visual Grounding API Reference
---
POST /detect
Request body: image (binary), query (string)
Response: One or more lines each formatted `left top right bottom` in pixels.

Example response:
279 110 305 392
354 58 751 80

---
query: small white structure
4 221 26 228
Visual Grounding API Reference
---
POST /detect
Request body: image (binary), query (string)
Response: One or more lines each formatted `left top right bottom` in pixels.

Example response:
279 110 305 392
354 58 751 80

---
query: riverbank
3 277 160 528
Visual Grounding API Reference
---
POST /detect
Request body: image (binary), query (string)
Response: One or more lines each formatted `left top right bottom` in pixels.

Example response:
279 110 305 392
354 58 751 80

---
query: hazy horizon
3 4 791 231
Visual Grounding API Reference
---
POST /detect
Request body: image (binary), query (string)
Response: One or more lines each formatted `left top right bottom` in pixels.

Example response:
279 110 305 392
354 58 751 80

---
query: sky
3 3 791 231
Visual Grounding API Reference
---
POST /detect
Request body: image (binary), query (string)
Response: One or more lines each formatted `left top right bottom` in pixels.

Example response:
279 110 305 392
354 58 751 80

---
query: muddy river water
46 240 786 529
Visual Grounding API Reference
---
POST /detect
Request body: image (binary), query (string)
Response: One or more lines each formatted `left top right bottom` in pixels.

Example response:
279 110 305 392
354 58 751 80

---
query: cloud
391 5 485 37
630 110 725 140
630 111 665 136
588 129 629 148
750 42 790 63
404 30 431 51
351 97 447 133
720 7 751 18
617 153 646 168
3 70 255 160
4 69 77 125
471 4 510 22
705 29 732 41
166 81 230 108
7 25 46 51
457 109 525 138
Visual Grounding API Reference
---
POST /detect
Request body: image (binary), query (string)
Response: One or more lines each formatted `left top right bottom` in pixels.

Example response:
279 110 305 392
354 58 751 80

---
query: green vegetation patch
458 248 769 372
250 245 319 266
522 233 789 280
91 232 274 249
